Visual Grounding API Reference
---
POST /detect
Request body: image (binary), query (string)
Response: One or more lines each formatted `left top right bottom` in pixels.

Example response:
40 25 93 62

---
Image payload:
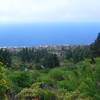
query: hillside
0 33 100 100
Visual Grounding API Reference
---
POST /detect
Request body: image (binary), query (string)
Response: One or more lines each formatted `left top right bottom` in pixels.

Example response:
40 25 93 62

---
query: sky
0 0 100 23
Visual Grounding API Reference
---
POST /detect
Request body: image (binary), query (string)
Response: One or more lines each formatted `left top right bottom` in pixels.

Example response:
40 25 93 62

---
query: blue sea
0 22 100 47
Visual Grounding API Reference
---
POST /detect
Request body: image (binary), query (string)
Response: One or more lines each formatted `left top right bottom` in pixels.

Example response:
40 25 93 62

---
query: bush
55 89 67 100
49 68 64 81
34 63 43 70
0 62 8 100
37 75 54 86
10 71 33 92
56 80 68 89
17 82 56 100
38 89 56 100
63 90 93 100
31 71 41 80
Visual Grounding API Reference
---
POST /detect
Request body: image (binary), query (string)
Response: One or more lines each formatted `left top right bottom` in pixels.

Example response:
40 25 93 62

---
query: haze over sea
0 22 100 47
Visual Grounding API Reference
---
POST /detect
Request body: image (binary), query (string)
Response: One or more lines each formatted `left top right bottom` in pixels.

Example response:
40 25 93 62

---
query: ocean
0 22 99 47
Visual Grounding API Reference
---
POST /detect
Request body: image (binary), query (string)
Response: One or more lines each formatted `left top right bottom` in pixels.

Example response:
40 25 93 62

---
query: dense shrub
9 71 33 92
17 82 56 100
0 62 8 100
63 90 93 100
49 68 64 81
37 76 54 86
0 49 11 67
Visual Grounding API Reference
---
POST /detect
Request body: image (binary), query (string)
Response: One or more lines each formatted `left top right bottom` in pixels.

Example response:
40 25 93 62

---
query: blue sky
0 0 100 23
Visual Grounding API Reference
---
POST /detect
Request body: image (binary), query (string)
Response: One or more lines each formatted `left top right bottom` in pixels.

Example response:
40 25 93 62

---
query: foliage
5 57 100 100
49 68 64 81
37 76 54 86
63 90 93 100
90 33 100 57
0 62 8 100
72 46 89 63
65 47 73 59
19 48 59 68
19 48 35 62
17 82 56 100
0 49 11 67
43 54 59 68
55 89 67 100
7 71 33 92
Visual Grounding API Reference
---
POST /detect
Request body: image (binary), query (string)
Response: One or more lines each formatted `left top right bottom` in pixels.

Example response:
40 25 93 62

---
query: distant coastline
0 44 89 48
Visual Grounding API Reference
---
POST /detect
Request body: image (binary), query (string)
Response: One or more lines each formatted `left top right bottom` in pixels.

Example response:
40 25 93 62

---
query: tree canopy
0 62 7 100
90 33 100 57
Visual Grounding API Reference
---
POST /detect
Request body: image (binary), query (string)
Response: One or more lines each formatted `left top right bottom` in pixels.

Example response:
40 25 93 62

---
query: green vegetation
90 33 100 57
0 49 11 67
0 62 7 100
0 33 100 100
4 58 100 100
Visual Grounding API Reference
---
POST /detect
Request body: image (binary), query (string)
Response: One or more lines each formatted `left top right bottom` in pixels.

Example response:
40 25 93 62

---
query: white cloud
0 0 100 23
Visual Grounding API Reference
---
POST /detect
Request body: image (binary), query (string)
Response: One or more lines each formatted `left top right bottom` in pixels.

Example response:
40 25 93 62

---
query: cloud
0 0 100 23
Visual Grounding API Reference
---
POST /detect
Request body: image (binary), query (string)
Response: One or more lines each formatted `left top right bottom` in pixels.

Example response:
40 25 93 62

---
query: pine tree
90 33 100 57
0 62 8 100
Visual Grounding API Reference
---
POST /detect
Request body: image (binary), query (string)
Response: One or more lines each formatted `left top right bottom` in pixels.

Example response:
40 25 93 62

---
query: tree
65 48 72 60
90 33 100 57
42 54 59 68
19 48 34 62
72 46 89 63
0 62 8 100
0 49 11 67
19 48 48 63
